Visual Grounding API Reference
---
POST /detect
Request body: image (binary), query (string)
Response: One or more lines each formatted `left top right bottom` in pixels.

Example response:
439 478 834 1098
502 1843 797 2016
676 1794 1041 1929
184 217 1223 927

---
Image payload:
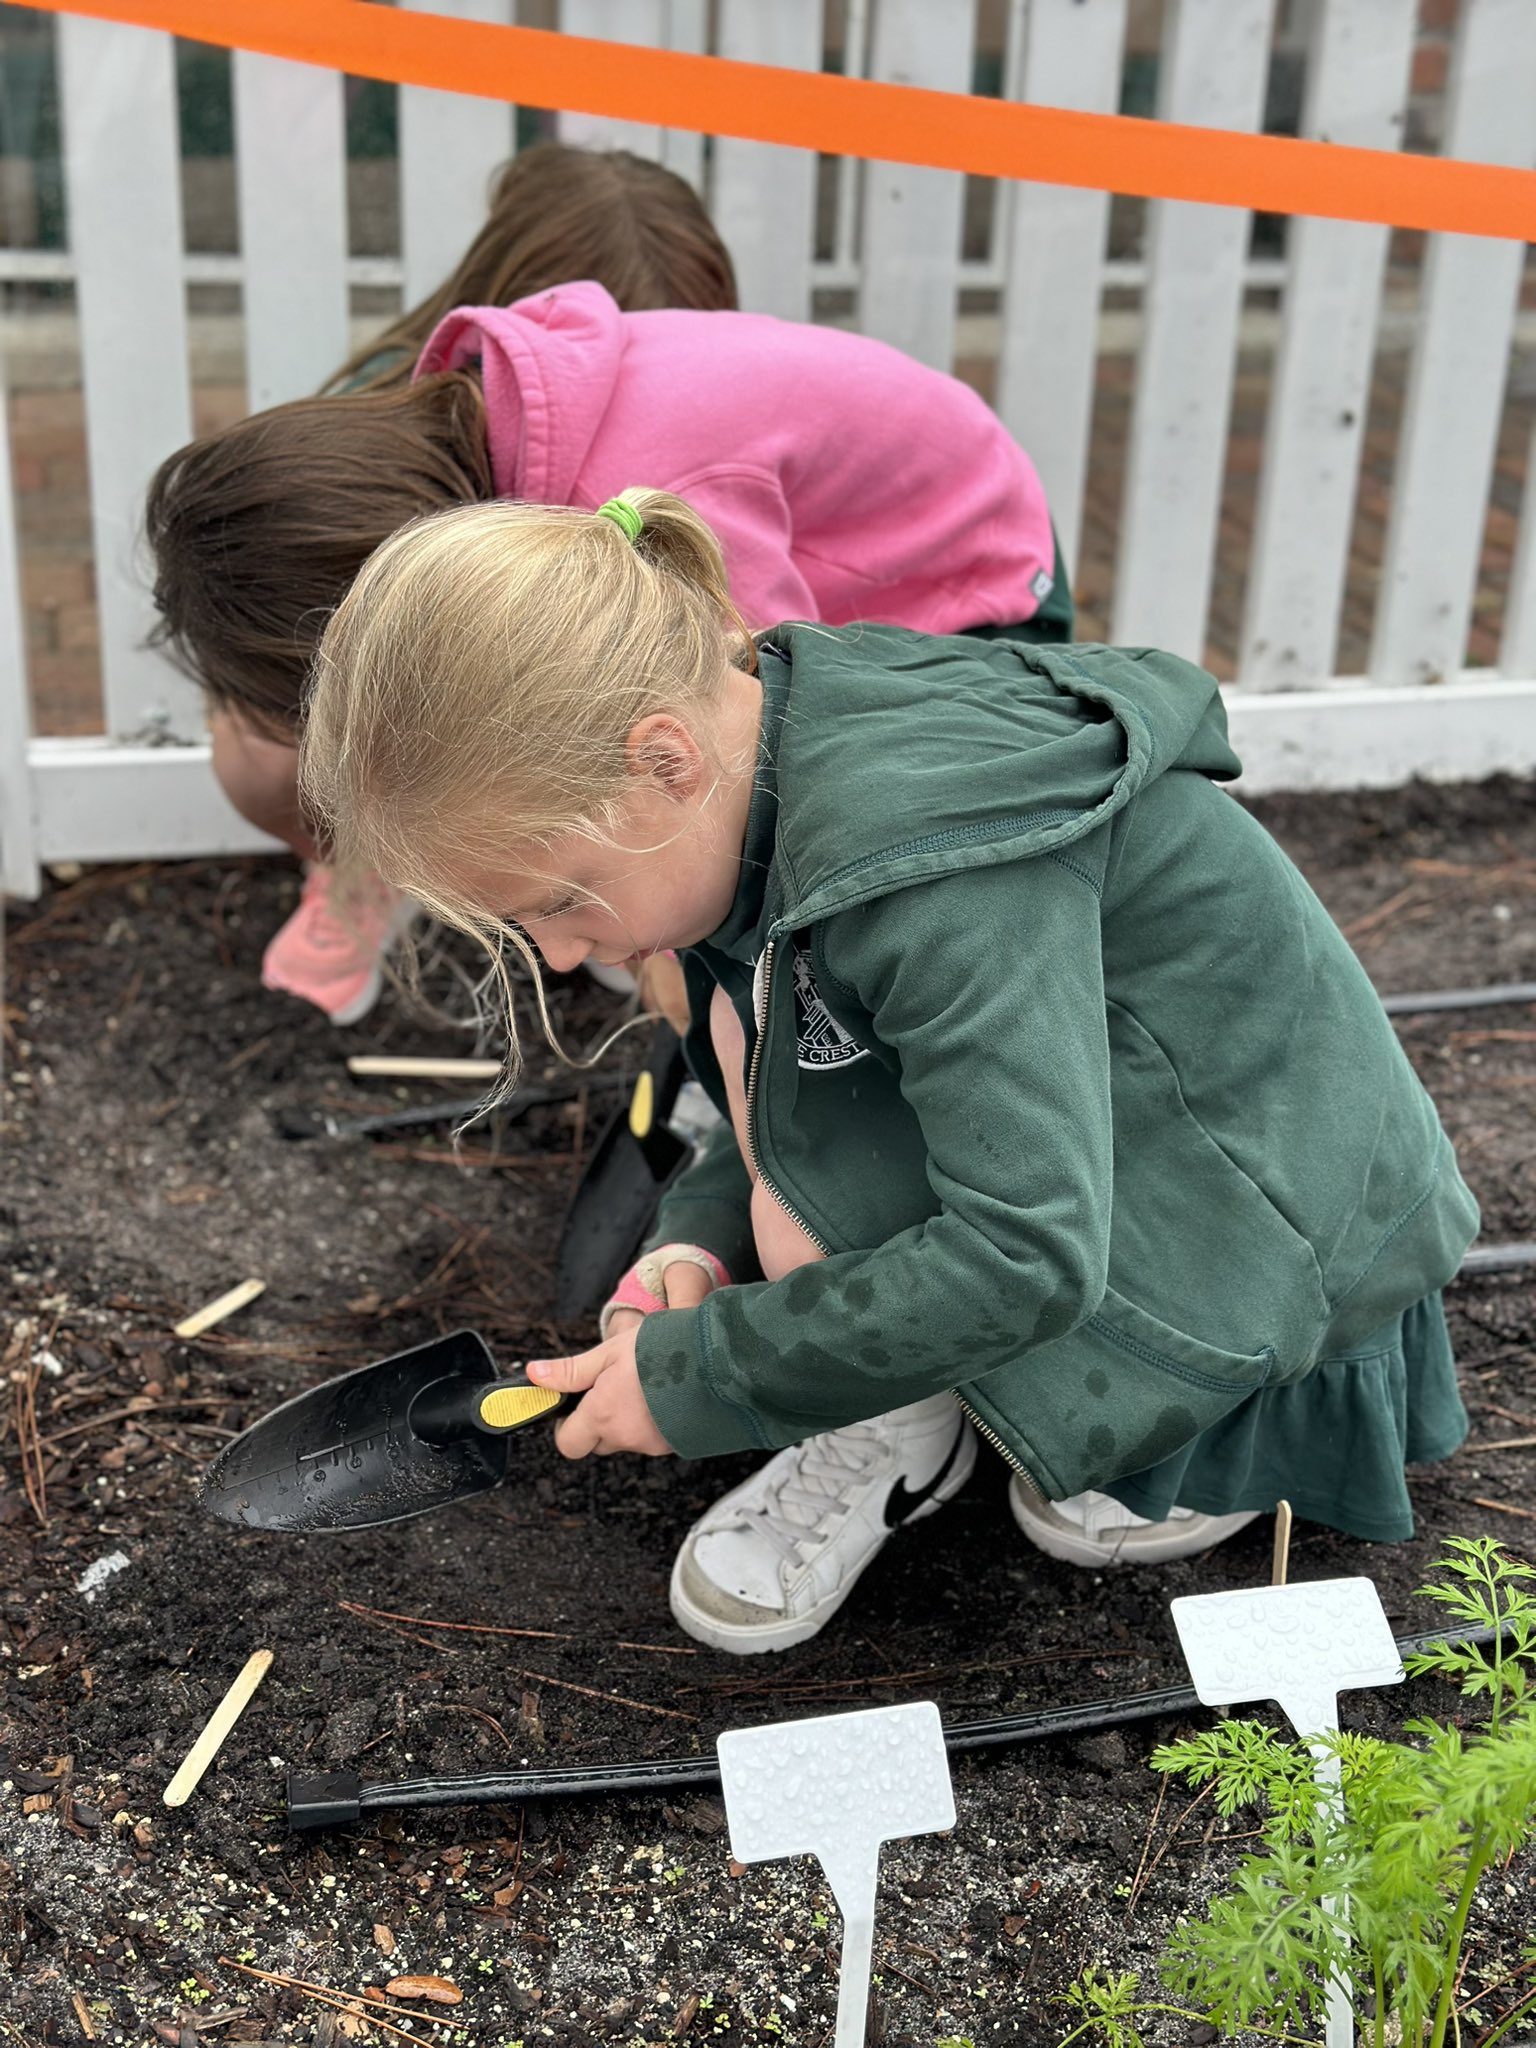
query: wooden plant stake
173 1278 266 1339
346 1055 503 1081
163 1650 274 1807
1270 1497 1294 1587
1170 1516 1402 2048
718 1702 954 2048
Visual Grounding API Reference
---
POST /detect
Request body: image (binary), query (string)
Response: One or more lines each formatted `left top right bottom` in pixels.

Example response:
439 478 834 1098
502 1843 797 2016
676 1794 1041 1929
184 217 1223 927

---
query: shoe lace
739 1423 887 1565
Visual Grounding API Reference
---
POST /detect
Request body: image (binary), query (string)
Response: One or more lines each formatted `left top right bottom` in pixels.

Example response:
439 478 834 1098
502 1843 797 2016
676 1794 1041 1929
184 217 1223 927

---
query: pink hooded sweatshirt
415 282 1058 633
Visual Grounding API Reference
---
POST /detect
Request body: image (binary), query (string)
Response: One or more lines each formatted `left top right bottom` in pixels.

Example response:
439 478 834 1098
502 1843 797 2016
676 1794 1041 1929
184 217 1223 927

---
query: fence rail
3 0 1536 899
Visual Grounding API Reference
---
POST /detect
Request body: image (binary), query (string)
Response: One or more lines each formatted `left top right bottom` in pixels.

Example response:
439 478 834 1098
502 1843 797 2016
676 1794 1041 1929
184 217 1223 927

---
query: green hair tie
595 496 644 545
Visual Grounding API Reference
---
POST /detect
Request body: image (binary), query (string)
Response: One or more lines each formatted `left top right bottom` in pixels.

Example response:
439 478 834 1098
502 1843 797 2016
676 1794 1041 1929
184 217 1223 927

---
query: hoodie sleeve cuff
635 1305 768 1460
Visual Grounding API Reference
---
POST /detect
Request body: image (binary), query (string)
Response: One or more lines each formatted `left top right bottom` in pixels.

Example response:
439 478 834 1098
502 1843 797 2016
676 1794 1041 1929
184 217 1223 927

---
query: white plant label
718 1701 955 2048
1171 1574 1404 2048
1171 1576 1403 1751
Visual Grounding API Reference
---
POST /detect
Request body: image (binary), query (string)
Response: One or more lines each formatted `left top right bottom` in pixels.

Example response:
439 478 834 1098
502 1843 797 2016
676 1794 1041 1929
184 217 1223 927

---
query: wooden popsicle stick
163 1650 274 1807
1271 1499 1294 1587
173 1278 266 1339
346 1055 504 1081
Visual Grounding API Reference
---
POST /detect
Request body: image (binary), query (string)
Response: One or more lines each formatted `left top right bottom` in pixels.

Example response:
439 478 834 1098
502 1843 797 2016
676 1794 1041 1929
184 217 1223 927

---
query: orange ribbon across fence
27 0 1536 243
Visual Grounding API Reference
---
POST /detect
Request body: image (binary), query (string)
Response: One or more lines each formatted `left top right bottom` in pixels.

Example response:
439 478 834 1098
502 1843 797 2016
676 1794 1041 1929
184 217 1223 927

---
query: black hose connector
287 1771 364 1829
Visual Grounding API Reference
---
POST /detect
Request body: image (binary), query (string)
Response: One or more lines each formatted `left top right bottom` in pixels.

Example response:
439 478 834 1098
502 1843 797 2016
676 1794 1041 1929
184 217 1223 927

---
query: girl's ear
625 713 705 799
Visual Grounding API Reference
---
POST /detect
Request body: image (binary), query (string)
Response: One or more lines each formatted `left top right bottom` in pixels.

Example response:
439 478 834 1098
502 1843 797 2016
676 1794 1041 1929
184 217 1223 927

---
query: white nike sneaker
669 1395 977 1654
1009 1476 1260 1567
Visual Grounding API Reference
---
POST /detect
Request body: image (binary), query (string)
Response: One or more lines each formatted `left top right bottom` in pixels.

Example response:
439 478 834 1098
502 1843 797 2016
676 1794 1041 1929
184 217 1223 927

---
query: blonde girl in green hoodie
301 490 1478 1657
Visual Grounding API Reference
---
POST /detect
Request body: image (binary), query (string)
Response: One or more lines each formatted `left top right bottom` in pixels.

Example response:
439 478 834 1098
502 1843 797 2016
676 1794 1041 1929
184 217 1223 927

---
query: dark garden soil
2 777 1535 2048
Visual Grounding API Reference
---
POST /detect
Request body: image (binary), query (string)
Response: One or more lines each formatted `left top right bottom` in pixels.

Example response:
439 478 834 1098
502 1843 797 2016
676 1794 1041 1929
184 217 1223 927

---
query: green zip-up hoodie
633 628 1478 1501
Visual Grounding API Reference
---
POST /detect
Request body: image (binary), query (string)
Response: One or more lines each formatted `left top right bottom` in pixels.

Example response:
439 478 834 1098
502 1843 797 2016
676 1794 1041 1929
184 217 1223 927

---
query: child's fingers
603 1306 644 1338
552 1401 601 1461
660 1260 716 1310
526 1346 607 1394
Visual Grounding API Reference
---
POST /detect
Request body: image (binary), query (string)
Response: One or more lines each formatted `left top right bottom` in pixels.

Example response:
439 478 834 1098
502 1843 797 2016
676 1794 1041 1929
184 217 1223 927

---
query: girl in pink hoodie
148 279 1067 1020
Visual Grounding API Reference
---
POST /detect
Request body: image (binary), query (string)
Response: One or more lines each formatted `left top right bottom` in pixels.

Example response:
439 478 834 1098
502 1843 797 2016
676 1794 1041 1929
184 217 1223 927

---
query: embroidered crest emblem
789 947 867 1070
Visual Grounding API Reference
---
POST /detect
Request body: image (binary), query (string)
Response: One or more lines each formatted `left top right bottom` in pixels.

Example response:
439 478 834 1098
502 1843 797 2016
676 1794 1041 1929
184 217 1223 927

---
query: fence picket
1502 416 1536 680
1112 0 1273 658
557 0 662 158
557 0 700 175
1240 0 1416 690
829 0 872 286
859 0 974 371
233 54 350 408
400 0 515 310
659 0 708 191
57 16 200 742
713 0 821 322
0 350 38 900
1372 0 1536 687
995 0 1126 574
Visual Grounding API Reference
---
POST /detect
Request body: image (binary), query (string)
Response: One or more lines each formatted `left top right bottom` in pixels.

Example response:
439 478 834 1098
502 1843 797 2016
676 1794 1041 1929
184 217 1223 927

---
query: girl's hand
544 1246 720 1458
526 1327 674 1459
603 1248 720 1340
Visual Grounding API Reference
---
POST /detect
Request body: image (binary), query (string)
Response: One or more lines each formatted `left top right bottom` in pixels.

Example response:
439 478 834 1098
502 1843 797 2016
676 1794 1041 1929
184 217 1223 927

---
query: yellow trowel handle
472 1370 567 1435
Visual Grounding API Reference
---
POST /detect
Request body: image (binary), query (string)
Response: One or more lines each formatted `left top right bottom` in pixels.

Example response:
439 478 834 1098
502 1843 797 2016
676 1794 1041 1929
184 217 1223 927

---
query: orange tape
30 0 1536 242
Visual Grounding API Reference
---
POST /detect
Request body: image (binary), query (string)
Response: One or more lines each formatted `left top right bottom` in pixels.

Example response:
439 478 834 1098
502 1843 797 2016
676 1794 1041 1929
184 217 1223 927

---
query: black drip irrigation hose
1382 982 1536 1017
287 1620 1501 1829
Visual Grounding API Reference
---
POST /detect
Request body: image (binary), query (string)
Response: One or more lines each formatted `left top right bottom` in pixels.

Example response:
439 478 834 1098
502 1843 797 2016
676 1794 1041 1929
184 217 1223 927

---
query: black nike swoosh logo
883 1415 969 1528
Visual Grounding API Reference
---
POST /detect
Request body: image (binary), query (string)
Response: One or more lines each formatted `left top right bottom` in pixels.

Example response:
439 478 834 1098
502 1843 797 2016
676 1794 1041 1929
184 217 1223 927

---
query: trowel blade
199 1330 513 1533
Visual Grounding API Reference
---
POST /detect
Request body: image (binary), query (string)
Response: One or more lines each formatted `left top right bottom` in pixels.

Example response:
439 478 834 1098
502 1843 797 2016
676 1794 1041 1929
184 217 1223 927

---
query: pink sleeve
668 464 820 630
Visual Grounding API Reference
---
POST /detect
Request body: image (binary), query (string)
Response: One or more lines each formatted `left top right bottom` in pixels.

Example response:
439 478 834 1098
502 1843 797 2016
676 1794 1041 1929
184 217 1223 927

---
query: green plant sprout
1058 1539 1536 2048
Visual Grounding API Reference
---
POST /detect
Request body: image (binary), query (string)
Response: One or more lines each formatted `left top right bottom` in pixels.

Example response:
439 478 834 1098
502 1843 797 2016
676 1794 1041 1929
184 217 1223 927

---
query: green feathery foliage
1058 1539 1536 2048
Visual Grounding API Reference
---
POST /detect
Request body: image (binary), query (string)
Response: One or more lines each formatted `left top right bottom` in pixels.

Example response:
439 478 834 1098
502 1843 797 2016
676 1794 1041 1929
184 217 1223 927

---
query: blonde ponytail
624 488 740 624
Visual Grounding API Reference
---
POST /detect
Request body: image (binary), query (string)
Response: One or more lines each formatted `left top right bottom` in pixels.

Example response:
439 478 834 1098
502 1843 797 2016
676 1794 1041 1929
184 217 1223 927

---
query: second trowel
554 1025 694 1319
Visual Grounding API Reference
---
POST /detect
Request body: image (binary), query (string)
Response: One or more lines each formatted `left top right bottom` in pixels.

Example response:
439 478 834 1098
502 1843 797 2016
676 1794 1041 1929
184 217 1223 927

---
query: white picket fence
3 0 1536 899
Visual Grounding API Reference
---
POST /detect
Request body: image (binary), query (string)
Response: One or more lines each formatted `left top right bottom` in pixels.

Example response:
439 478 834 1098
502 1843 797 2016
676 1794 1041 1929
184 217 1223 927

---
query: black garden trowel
553 1024 694 1319
198 1330 564 1534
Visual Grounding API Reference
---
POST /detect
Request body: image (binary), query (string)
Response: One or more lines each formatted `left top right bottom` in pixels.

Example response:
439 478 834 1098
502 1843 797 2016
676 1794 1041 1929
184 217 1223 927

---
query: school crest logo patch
790 947 868 1071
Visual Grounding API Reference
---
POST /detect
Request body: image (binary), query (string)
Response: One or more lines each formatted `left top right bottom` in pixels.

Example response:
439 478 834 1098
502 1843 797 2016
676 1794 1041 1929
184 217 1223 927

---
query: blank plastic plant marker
1170 1572 1404 2048
346 1055 504 1081
162 1649 274 1807
173 1278 266 1340
717 1702 954 2048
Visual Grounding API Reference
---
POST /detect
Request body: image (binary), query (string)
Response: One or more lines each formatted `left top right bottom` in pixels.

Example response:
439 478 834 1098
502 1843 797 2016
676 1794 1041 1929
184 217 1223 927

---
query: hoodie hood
762 627 1242 930
416 284 625 502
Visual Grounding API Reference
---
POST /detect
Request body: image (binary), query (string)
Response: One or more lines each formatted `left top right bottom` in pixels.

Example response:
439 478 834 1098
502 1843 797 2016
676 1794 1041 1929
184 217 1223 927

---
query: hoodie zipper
955 1395 1048 1498
747 939 1049 1503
